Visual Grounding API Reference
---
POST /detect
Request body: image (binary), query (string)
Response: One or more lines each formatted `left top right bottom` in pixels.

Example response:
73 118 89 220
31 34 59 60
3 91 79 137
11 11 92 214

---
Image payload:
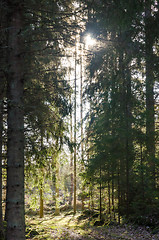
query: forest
0 0 159 239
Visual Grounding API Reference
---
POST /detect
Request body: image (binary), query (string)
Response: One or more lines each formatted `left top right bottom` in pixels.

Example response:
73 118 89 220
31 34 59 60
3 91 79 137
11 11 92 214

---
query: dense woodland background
0 0 159 239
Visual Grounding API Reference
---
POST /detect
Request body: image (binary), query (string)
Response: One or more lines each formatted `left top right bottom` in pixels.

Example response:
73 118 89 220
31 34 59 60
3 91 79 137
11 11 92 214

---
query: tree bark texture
0 1 7 237
74 35 77 214
0 96 4 239
39 188 44 218
145 0 156 189
6 1 25 239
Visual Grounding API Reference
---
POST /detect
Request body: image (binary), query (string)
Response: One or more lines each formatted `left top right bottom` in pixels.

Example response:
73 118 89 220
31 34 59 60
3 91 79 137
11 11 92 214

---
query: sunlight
84 34 96 48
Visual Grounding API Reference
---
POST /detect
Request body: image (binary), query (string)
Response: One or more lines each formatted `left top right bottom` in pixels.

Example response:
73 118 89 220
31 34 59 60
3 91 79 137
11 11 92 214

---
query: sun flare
85 34 96 47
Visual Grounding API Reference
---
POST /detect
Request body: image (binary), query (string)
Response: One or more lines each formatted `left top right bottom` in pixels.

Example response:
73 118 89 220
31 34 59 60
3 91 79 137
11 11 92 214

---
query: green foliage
82 0 159 223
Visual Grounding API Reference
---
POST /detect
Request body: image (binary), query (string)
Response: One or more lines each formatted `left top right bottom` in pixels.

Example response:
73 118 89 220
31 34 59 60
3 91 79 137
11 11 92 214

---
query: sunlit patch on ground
26 209 159 240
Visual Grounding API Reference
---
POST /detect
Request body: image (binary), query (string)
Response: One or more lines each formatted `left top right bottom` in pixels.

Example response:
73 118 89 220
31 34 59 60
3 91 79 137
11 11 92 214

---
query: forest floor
26 208 159 240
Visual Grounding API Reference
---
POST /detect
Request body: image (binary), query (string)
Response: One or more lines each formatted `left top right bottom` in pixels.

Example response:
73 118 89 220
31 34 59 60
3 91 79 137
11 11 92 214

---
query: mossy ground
26 209 95 239
25 208 159 240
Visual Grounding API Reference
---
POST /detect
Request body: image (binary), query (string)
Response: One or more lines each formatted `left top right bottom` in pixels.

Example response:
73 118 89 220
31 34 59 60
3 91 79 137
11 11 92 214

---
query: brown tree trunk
6 1 25 239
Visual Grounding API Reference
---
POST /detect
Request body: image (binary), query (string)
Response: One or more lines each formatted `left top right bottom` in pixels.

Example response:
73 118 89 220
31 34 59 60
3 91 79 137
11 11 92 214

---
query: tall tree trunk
6 1 25 239
112 172 115 220
140 143 145 202
69 99 73 206
145 0 156 191
39 134 44 218
73 33 77 214
80 43 85 211
0 97 4 239
0 0 7 237
125 62 132 217
117 163 121 224
99 166 102 221
108 170 111 217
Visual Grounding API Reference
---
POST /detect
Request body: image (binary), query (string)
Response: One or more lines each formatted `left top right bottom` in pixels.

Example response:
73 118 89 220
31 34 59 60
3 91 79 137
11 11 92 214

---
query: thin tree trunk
90 185 94 210
80 43 85 211
145 0 156 190
125 63 132 217
39 133 44 218
140 143 145 202
108 171 111 217
69 99 73 206
73 32 77 214
6 1 25 239
117 163 120 224
39 188 44 218
55 160 60 215
112 172 115 220
99 167 102 221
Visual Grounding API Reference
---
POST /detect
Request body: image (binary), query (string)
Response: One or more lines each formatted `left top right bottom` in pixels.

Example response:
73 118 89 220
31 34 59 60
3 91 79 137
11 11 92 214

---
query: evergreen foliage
83 0 159 224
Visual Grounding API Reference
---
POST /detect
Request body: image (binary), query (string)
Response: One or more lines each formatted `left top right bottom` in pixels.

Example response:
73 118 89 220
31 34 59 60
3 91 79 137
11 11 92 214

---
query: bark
0 98 4 239
0 1 7 237
145 0 156 190
140 143 145 202
55 160 60 215
39 188 44 218
117 164 121 224
108 170 111 216
69 95 73 206
80 44 85 211
73 34 77 214
99 167 102 221
112 173 115 220
6 1 25 239
125 63 132 217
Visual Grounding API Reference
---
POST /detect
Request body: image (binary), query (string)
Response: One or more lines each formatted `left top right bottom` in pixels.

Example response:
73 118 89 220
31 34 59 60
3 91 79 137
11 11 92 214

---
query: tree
6 0 25 239
145 0 156 191
0 0 7 237
82 0 159 222
4 0 74 237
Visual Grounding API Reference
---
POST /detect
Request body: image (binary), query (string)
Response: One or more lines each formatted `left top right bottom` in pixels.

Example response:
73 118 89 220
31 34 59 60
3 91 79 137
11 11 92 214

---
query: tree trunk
80 43 85 211
73 33 77 214
117 163 121 224
0 1 7 237
99 167 102 221
0 97 4 239
145 0 156 190
140 143 145 202
69 95 73 206
39 188 44 218
112 173 115 220
125 62 132 217
6 1 25 239
55 160 60 215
